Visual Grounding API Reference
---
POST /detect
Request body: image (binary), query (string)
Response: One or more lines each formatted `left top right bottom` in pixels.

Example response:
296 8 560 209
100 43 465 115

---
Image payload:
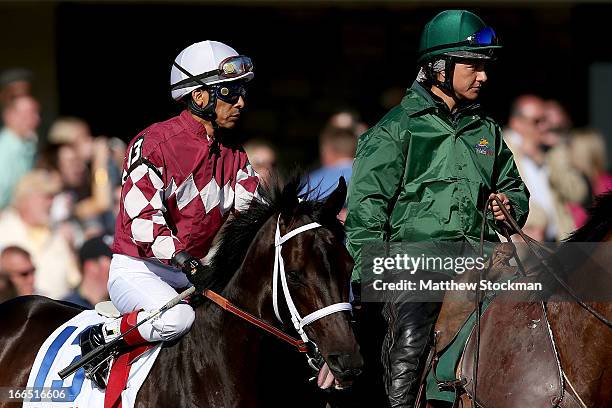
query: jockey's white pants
107 254 195 343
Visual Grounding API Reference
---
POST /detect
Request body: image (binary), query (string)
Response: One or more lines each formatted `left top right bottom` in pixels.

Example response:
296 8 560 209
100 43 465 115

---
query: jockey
344 10 530 407
79 40 260 389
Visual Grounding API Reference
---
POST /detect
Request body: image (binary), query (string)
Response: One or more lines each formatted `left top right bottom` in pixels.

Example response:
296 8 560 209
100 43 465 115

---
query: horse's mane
527 191 612 301
564 191 612 243
206 173 346 293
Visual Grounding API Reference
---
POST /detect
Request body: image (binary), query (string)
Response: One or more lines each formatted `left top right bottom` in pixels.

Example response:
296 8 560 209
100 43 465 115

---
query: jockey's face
213 95 245 129
191 85 246 130
452 60 488 101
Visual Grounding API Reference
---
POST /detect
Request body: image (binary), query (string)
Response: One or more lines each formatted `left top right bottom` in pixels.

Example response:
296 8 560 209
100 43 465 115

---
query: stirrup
79 324 117 389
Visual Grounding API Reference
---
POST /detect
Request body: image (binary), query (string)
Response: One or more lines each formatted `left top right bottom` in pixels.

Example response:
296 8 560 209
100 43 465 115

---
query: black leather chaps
381 300 441 408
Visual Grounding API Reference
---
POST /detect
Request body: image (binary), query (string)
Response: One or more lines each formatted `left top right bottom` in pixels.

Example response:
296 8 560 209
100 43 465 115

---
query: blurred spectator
37 143 89 247
505 95 578 240
108 137 127 178
541 99 572 148
506 95 547 159
542 100 589 237
62 235 112 309
0 273 17 303
0 68 33 107
327 109 368 137
0 246 35 296
48 117 94 164
570 128 612 197
305 126 358 222
244 138 277 184
47 117 119 237
0 170 80 299
379 86 406 111
0 95 40 209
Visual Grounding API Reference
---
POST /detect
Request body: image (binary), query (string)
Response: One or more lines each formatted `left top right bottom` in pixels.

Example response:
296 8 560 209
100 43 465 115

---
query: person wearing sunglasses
0 245 36 297
345 10 529 407
78 41 260 389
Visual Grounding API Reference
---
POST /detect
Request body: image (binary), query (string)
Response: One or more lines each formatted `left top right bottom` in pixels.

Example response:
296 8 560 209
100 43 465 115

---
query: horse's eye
286 270 303 283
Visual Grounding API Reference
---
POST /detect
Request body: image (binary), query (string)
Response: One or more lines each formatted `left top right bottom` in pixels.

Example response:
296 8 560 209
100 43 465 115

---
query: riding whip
58 286 196 380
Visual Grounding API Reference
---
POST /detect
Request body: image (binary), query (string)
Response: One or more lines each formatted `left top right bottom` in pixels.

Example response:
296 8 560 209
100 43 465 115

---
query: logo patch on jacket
474 138 494 156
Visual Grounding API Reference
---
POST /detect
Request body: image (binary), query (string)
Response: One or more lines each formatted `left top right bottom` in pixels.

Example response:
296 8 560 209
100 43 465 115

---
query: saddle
434 242 518 352
425 236 587 408
429 275 585 408
95 301 121 318
423 198 595 407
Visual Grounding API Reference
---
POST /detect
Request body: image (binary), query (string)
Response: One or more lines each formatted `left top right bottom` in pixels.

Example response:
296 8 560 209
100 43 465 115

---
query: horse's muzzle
326 352 364 386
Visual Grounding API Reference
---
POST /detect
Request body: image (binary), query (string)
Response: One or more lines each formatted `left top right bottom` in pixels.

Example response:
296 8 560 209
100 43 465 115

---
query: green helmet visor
420 26 499 58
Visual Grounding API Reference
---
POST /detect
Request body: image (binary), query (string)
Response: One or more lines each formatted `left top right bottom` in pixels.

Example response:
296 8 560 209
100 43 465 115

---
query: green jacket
345 82 529 283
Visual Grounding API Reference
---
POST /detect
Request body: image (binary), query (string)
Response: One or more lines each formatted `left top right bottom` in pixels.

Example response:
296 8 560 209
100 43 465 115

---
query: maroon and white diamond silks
113 110 259 263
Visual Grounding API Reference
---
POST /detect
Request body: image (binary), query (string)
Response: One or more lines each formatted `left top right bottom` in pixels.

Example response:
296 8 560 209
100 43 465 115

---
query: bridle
272 215 353 344
204 215 352 368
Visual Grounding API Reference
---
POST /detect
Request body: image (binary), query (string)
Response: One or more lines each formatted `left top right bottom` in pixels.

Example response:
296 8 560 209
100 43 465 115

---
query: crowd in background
503 95 612 241
0 66 610 307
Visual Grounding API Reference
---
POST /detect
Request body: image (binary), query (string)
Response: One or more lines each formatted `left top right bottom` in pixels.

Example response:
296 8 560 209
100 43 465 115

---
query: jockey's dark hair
206 171 346 294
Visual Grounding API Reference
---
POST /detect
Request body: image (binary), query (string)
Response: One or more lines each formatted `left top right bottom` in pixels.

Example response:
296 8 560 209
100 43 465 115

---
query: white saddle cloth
23 310 161 408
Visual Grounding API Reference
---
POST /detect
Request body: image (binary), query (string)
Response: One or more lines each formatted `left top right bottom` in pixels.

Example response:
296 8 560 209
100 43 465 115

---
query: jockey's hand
171 251 211 293
488 193 512 221
317 362 336 389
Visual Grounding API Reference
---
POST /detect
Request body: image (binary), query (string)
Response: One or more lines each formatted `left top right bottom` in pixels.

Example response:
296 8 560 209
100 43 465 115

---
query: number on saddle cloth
31 325 89 403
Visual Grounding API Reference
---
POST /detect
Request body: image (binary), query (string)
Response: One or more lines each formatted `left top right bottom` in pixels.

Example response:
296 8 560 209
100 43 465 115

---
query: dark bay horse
428 192 612 408
0 176 363 407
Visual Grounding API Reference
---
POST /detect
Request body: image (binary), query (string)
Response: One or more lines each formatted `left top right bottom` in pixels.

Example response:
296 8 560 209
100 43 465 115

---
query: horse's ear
323 177 347 216
280 179 300 225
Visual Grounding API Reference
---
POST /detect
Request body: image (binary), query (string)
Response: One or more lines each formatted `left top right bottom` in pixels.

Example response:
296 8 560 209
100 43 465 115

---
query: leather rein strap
469 196 612 406
203 289 308 353
483 196 612 329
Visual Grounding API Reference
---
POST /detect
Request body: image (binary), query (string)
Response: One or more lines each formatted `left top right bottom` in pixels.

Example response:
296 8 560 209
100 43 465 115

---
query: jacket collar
401 81 480 121
179 109 209 139
401 81 440 117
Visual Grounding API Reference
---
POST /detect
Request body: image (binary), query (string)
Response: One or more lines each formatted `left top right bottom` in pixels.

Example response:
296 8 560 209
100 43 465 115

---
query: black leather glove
171 251 211 293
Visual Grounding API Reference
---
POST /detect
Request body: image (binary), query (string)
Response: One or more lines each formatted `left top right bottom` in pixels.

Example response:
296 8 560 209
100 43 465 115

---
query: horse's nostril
327 352 364 373
339 354 356 369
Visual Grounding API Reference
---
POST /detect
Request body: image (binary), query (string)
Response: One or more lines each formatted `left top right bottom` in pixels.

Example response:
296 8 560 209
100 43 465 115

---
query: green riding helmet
417 10 502 64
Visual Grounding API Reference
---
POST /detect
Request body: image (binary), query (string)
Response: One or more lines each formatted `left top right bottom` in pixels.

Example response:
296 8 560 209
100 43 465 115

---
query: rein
484 196 612 329
465 196 611 407
203 289 308 353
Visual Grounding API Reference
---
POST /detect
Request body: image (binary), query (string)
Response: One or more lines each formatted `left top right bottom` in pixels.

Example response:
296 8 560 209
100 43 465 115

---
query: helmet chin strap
425 56 457 101
173 61 221 129
187 88 219 130
440 56 456 96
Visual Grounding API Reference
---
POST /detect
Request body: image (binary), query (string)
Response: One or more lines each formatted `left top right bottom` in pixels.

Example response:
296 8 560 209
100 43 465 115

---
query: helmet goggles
465 27 498 47
171 55 253 92
418 26 500 61
216 55 253 79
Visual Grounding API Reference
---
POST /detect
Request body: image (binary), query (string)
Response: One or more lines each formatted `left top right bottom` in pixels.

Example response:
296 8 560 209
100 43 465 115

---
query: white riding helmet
170 40 254 101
